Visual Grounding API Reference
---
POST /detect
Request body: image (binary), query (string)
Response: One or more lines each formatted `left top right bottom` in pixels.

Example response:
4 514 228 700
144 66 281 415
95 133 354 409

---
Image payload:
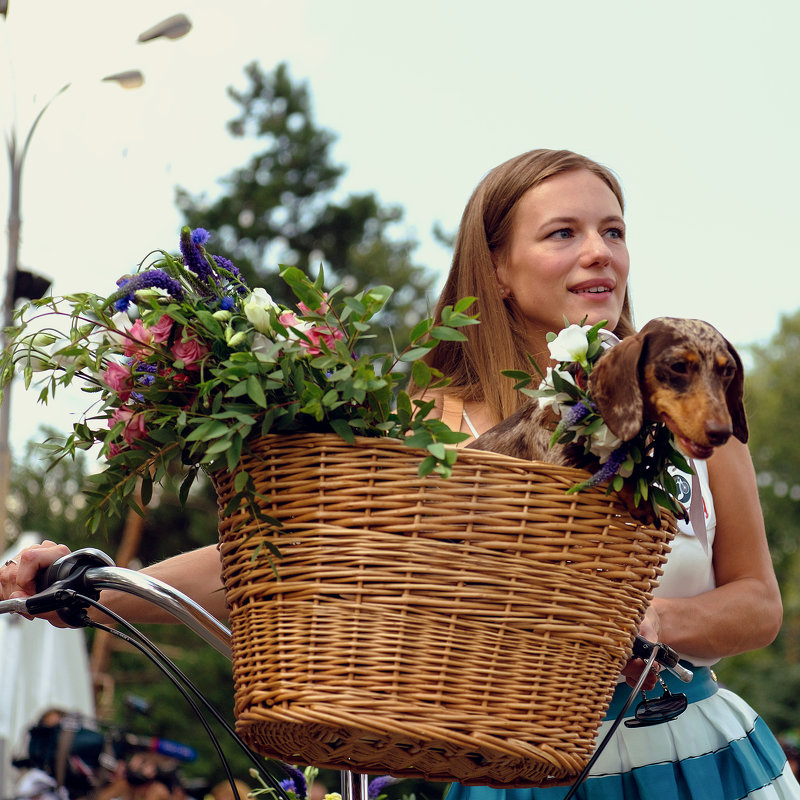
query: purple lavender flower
367 776 400 800
109 269 185 311
550 400 592 444
586 445 628 487
213 254 249 293
563 400 591 427
180 227 216 283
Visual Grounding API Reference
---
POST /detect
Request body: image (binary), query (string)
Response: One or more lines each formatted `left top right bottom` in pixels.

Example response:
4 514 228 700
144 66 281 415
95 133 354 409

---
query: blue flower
280 765 307 800
191 228 210 245
220 296 235 311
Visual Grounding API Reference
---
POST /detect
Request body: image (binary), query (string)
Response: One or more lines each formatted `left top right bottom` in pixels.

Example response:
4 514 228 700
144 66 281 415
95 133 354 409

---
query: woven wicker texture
214 434 675 787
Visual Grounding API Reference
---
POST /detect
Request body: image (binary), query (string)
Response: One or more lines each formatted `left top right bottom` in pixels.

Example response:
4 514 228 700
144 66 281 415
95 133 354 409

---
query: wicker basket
213 434 675 788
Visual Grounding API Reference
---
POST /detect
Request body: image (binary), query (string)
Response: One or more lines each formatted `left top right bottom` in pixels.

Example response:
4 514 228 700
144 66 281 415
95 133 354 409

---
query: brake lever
632 635 693 683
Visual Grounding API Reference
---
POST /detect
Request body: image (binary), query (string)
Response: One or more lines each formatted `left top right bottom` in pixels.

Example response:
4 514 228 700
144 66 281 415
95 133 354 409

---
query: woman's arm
644 437 782 661
1 541 228 625
97 544 228 623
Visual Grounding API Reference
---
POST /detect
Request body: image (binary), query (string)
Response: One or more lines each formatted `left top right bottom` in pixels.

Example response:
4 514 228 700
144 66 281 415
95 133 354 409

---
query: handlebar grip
632 635 693 683
32 548 116 626
35 548 115 593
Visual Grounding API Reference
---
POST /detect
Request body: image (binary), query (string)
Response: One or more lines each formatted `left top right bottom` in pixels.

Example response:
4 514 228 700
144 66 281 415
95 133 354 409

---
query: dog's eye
720 363 737 379
669 361 689 375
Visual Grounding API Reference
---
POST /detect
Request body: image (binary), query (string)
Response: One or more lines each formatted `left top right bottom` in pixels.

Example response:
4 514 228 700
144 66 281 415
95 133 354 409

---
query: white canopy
0 532 95 798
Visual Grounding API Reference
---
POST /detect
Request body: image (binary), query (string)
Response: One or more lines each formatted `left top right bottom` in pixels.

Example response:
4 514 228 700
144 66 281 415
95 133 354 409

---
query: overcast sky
2 0 799 455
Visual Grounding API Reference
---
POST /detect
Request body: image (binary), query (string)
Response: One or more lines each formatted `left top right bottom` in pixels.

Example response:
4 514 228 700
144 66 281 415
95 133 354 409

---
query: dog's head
588 317 748 459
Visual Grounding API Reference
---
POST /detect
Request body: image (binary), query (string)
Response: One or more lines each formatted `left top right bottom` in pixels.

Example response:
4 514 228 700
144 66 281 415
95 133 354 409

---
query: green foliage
176 61 436 353
1 230 476 534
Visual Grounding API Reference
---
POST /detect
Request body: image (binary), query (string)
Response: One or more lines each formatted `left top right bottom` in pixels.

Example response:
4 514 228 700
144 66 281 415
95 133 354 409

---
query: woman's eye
606 227 625 239
548 228 572 240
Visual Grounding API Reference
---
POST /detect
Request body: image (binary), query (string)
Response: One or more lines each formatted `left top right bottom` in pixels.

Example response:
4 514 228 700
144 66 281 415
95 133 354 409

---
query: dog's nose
706 420 732 446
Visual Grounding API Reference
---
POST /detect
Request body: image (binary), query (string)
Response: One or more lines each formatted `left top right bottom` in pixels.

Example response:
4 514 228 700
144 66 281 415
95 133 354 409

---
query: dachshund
468 317 748 517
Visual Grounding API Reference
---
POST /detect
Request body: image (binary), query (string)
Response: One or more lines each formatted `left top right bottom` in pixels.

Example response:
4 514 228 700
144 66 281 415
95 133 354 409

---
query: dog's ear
588 333 647 441
722 336 749 443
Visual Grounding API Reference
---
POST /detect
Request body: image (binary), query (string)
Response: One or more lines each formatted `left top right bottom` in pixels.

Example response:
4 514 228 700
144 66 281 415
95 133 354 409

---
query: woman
1 149 794 797
414 149 795 798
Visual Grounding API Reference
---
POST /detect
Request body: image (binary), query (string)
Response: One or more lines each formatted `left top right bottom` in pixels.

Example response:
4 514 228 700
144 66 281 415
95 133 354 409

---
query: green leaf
430 326 468 342
399 345 434 362
330 417 355 443
246 375 267 408
411 359 432 388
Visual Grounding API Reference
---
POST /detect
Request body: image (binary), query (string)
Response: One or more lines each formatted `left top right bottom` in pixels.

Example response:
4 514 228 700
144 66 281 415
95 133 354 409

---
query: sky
2 0 799 457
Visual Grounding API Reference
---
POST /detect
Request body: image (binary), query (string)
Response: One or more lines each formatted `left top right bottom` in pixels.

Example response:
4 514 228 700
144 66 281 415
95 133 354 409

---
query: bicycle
0 548 693 800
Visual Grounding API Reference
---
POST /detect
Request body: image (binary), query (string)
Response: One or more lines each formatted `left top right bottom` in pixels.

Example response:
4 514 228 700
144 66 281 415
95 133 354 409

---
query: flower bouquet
0 227 476 534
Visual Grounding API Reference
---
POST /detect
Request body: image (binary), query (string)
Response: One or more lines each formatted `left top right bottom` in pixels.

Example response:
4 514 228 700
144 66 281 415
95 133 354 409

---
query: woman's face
494 168 629 351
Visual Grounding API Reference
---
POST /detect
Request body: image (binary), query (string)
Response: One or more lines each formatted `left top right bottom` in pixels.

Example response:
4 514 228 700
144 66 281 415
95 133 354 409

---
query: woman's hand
0 540 72 626
620 606 662 689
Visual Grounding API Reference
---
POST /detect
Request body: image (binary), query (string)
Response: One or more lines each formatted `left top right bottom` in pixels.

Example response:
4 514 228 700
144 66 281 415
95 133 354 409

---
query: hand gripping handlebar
632 634 693 682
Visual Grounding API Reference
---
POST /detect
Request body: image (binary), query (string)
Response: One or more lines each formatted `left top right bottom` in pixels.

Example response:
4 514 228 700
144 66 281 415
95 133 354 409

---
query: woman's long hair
415 149 635 425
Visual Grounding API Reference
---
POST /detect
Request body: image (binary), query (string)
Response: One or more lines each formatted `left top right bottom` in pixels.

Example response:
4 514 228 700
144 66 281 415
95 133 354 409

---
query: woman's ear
492 252 511 299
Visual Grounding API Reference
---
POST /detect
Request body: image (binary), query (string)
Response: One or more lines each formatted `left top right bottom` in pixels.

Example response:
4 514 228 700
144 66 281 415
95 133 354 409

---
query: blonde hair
419 149 635 425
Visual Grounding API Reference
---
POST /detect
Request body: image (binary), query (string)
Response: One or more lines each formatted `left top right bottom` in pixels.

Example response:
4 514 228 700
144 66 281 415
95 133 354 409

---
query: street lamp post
0 14 192 551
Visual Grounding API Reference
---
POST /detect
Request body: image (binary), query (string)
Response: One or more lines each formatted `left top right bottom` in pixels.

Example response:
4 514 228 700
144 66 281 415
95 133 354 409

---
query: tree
714 308 800 734
177 61 436 349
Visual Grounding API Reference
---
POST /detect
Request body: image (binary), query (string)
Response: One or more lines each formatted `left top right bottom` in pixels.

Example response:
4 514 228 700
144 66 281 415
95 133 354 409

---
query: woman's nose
578 232 612 267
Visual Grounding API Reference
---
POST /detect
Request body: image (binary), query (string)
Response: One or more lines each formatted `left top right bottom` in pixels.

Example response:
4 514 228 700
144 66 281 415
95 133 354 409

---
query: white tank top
654 459 718 666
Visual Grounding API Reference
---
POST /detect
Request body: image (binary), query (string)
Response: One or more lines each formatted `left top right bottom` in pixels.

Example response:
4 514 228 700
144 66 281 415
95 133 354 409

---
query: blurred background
2 0 799 797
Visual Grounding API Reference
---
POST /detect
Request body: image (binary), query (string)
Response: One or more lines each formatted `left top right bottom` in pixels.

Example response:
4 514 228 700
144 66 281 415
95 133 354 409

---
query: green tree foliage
176 61 436 350
715 308 800 736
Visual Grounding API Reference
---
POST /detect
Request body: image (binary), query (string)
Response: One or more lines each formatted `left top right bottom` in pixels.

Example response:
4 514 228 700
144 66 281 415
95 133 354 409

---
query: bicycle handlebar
0 548 232 660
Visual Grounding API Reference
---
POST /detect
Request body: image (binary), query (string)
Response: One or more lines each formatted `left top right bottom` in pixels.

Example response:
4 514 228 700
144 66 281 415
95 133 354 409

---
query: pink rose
109 407 148 446
278 310 299 327
297 292 329 316
123 319 153 358
103 361 133 401
172 337 209 370
300 324 345 356
149 315 175 344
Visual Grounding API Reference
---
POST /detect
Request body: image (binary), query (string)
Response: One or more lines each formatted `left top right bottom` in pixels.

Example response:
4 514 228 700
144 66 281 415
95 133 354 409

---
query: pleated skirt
447 667 800 800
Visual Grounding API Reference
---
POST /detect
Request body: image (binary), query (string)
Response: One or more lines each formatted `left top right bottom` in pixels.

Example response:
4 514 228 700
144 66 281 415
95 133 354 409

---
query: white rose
243 288 279 334
547 324 591 364
588 423 623 462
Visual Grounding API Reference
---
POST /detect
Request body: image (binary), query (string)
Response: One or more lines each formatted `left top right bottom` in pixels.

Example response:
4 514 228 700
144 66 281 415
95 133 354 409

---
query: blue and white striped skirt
447 666 800 799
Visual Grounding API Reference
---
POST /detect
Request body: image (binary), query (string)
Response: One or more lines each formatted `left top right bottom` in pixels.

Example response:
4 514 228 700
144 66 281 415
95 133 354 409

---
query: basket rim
225 432 677 534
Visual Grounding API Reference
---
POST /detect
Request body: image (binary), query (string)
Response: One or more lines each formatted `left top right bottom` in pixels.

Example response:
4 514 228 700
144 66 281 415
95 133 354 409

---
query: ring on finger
4 559 17 567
